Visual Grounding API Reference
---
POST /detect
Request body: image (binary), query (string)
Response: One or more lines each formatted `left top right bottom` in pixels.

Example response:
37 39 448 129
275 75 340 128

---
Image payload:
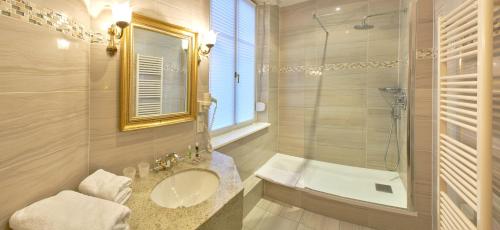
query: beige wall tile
366 88 389 108
313 144 366 167
90 44 120 91
0 19 89 93
366 69 398 88
312 126 366 149
0 92 89 226
414 89 433 120
307 107 366 129
0 0 90 227
367 39 399 58
416 22 433 49
415 59 433 89
305 89 367 108
321 73 367 90
279 107 305 123
278 136 305 155
279 88 305 107
414 118 432 153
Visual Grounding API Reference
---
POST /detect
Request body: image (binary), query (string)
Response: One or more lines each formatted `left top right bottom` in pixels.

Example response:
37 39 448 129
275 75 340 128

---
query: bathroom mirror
120 14 198 131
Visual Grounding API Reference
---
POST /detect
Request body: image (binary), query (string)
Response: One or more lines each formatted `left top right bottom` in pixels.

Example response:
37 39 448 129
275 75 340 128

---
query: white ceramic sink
150 169 220 208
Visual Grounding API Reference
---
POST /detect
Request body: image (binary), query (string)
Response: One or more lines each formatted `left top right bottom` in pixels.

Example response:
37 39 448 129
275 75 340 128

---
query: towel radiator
437 0 494 229
136 54 163 116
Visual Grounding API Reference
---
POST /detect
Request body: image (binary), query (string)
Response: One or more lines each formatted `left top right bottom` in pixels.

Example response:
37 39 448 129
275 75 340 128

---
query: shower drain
375 183 393 193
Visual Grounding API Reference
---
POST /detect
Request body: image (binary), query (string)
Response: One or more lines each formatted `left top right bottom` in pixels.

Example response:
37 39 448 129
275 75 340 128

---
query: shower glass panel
279 0 414 209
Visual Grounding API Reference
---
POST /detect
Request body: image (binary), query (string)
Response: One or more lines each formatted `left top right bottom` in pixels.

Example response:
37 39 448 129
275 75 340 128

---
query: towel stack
78 169 132 204
9 191 131 230
9 169 133 230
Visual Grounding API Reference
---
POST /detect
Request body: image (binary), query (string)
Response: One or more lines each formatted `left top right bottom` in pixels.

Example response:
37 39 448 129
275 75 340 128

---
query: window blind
236 0 256 123
210 0 256 131
210 0 236 130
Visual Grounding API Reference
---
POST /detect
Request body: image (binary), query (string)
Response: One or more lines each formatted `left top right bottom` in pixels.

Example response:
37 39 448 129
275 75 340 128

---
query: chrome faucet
153 152 184 172
166 152 183 166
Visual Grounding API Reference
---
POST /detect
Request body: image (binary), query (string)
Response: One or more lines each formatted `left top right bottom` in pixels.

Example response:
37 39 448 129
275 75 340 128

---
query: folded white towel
9 190 130 230
115 187 132 205
78 169 132 203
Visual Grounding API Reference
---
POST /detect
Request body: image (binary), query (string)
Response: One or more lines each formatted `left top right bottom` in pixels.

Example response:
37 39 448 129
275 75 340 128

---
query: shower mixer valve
393 91 407 110
389 91 407 120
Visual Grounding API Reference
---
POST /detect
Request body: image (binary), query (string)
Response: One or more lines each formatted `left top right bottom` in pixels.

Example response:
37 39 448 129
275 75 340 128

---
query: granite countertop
125 151 243 230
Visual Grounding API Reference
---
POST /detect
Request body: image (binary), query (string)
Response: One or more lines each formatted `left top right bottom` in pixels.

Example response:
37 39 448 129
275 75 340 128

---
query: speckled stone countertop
125 151 243 230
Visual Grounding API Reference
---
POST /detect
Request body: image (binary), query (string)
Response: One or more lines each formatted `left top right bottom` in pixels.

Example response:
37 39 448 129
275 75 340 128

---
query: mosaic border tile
258 64 279 74
279 60 400 73
0 0 105 43
416 48 434 60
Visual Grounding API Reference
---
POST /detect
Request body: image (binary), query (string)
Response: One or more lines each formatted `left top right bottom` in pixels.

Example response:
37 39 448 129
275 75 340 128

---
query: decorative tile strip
416 48 434 60
279 60 400 73
258 64 279 74
0 0 106 43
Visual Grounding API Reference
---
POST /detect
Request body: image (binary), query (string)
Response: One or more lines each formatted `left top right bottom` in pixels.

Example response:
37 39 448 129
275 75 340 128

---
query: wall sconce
198 30 217 62
106 3 132 56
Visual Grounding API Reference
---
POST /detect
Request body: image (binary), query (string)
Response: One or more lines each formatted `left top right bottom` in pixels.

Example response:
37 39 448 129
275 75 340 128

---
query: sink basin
150 169 220 208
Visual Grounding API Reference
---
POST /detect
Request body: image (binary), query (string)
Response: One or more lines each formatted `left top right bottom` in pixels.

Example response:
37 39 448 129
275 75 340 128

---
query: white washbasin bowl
150 169 220 208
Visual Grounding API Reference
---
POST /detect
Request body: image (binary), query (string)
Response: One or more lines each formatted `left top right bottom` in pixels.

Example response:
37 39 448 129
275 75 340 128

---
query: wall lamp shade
198 30 217 62
203 30 217 47
112 3 132 25
106 3 132 56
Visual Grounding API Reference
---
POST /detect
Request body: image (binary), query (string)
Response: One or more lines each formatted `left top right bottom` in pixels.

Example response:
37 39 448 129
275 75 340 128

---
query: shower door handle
234 72 240 84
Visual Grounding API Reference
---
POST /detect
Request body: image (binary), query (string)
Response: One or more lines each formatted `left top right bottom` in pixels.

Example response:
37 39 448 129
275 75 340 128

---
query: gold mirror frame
120 13 198 131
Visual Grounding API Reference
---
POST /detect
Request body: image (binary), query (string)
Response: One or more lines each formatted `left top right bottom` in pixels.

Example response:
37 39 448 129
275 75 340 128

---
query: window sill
211 122 271 150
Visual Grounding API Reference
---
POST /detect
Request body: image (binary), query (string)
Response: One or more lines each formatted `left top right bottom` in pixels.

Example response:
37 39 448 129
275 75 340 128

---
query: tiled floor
243 198 376 230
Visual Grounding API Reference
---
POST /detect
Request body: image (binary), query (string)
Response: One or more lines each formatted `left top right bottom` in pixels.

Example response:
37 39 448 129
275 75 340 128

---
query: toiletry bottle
195 142 200 158
187 145 192 160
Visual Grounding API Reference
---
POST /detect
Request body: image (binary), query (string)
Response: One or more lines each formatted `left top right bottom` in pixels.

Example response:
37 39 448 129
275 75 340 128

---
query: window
209 0 256 131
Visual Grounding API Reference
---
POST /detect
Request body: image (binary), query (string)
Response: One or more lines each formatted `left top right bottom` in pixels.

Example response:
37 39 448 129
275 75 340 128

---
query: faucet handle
165 152 183 164
173 153 184 162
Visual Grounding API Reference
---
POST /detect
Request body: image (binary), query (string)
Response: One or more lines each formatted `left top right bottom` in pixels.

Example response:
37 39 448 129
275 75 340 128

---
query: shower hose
384 106 401 171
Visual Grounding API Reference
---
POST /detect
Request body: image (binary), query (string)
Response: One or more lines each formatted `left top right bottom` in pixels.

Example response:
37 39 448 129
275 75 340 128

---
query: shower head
354 10 401 30
353 23 374 30
378 87 402 94
353 20 374 30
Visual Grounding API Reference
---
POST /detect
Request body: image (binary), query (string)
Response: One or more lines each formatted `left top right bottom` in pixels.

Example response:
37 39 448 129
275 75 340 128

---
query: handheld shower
378 87 407 171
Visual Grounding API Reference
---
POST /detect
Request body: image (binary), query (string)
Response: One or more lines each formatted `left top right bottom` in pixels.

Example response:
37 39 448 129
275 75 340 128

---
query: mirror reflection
132 27 189 117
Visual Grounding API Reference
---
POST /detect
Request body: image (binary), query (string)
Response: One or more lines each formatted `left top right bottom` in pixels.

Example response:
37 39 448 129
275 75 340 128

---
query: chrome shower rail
312 13 329 34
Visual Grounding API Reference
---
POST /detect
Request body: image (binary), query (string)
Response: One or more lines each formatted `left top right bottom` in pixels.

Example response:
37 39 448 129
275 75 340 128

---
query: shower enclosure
276 0 416 210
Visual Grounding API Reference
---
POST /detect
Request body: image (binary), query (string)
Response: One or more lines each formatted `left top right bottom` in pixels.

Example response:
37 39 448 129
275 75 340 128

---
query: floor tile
244 199 373 230
320 217 340 230
339 221 372 230
300 210 340 230
297 224 314 230
300 210 324 229
243 206 267 230
278 204 304 222
255 211 300 230
256 198 272 210
267 199 304 221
